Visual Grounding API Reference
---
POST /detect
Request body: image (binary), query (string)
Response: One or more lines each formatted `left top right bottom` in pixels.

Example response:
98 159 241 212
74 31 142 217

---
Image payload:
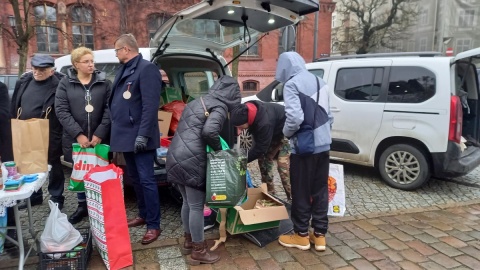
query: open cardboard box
216 184 289 235
158 110 172 138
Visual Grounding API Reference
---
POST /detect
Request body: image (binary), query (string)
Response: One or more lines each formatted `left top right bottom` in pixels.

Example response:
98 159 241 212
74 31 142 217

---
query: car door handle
330 107 340 112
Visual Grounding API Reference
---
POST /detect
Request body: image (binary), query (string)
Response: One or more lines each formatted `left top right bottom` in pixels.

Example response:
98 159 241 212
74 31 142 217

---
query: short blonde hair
71 47 93 64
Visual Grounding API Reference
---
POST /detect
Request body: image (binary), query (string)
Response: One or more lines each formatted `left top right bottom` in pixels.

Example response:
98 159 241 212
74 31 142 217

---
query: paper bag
11 109 49 174
84 164 133 270
328 163 346 216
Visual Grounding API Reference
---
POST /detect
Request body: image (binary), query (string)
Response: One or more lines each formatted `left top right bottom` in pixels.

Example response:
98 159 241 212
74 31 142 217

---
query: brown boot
189 241 220 265
181 233 193 255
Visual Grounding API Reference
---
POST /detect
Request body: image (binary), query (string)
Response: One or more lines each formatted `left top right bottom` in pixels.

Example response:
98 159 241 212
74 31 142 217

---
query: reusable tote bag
11 108 49 174
205 137 248 208
69 143 110 192
327 163 346 216
84 164 133 270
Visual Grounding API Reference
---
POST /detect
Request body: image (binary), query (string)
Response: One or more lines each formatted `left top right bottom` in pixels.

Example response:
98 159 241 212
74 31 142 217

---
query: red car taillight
449 96 463 143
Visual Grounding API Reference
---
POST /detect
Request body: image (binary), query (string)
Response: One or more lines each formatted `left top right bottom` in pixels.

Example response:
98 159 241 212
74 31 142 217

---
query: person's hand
90 135 102 147
77 134 90 148
134 136 148 153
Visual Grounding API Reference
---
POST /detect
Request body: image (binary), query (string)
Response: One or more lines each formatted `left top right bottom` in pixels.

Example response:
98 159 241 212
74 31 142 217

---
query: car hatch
150 0 319 55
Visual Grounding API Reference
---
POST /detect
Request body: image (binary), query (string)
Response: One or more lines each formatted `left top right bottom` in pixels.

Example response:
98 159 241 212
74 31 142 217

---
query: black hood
208 75 241 112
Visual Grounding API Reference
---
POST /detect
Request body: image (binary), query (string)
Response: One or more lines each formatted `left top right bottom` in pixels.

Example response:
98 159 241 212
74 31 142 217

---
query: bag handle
200 96 209 117
16 108 22 119
44 107 52 119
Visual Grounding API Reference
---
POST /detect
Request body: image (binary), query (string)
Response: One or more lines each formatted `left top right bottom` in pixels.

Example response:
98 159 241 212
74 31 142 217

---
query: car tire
378 144 430 190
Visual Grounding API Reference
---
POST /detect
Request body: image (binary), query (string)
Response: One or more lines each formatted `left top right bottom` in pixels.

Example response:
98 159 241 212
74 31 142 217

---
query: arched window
71 6 94 49
243 80 259 92
148 13 171 40
34 5 58 52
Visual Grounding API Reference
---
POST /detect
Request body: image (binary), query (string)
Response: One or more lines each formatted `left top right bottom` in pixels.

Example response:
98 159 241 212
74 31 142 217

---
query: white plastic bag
327 163 346 216
40 200 83 254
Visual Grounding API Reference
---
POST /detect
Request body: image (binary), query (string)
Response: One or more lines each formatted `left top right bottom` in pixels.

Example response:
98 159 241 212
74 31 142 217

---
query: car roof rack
314 52 442 62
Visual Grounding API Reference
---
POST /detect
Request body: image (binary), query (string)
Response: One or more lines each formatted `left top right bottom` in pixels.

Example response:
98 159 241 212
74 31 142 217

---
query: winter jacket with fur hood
166 76 241 190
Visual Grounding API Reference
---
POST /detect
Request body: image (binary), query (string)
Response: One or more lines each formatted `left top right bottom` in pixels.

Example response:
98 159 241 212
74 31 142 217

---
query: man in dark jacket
230 101 291 200
10 54 64 210
0 81 13 162
110 34 161 245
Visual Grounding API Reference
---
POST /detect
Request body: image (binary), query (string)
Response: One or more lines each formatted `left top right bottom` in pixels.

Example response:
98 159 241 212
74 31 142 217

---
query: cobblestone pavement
1 162 480 269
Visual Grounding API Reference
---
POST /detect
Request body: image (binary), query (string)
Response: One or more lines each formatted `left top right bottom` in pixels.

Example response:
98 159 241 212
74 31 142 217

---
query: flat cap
31 54 55 68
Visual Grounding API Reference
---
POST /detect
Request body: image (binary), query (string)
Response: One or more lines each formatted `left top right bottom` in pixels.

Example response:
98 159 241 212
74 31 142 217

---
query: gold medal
123 91 131 100
85 104 94 112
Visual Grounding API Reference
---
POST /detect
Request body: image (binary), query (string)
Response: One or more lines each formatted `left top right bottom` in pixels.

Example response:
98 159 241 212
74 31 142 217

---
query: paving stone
292 252 321 266
271 250 295 263
353 220 378 231
424 228 450 238
305 263 331 270
448 230 475 242
382 239 410 251
331 245 362 261
326 235 344 247
458 246 480 258
369 230 393 240
319 254 349 269
454 255 480 269
391 231 415 241
397 260 424 270
356 247 387 261
427 253 461 268
381 249 404 262
403 221 431 229
467 230 480 240
398 249 428 263
134 263 161 270
372 259 401 270
249 249 271 260
233 257 259 269
405 240 438 256
364 239 390 251
427 221 454 231
334 267 355 270
156 246 182 260
438 236 468 248
328 223 346 233
418 261 448 270
159 258 188 270
282 262 306 270
350 259 378 270
257 258 282 270
367 218 387 226
430 242 465 257
414 233 441 244
376 224 398 234
334 231 356 241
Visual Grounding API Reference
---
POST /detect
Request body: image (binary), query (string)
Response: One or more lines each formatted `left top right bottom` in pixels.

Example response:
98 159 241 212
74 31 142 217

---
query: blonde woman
55 47 112 224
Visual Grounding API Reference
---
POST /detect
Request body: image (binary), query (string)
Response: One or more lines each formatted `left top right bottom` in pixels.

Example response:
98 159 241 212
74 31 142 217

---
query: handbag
294 77 320 155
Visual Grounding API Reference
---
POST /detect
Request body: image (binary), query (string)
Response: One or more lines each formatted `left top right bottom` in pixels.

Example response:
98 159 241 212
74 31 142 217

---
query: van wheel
239 129 253 150
378 144 430 190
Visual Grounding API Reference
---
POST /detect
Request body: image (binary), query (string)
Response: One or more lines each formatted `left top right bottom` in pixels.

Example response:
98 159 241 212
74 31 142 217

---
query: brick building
0 0 335 93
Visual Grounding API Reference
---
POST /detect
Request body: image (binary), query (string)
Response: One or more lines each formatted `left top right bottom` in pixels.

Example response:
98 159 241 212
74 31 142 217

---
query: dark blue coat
109 54 161 152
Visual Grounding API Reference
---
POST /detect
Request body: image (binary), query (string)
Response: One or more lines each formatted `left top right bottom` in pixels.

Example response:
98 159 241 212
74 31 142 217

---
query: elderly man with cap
230 101 292 201
10 54 65 210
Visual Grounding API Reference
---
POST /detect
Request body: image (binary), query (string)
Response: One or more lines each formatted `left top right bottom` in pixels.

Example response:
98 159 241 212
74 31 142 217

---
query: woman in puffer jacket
166 75 240 265
55 47 111 225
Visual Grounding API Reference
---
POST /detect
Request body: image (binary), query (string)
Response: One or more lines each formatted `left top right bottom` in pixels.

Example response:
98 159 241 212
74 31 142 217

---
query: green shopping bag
206 137 247 208
69 143 110 192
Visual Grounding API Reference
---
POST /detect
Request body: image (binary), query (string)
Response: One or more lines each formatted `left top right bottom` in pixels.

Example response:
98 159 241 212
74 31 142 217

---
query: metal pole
313 11 319 61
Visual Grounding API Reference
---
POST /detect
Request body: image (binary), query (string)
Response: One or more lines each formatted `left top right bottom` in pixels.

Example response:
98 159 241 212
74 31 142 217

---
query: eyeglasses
114 47 125 53
77 60 95 65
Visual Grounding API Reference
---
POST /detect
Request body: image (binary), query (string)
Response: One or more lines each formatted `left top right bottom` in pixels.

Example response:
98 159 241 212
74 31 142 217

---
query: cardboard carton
158 110 172 138
216 184 289 235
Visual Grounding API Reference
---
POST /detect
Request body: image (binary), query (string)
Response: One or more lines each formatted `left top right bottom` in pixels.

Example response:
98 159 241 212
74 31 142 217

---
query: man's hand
134 136 148 153
77 134 90 148
90 135 102 147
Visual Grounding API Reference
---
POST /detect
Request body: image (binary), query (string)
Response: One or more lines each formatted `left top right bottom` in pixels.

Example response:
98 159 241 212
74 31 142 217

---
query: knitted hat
230 104 248 126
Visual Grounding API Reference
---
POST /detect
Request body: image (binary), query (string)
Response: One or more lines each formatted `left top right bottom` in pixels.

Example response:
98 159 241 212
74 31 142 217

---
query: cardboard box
158 110 172 138
216 184 289 235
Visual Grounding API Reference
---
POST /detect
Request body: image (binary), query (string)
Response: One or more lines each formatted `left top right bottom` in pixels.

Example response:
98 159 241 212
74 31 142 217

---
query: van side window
387 67 435 103
335 67 383 101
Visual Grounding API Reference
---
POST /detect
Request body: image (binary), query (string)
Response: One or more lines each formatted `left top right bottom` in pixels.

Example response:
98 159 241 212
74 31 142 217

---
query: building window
278 27 296 56
394 41 403 52
243 81 258 92
419 9 428 25
332 15 336 28
456 38 472 53
419 38 428 51
459 9 475 27
34 5 58 53
71 6 94 49
148 13 171 40
407 40 415 52
239 36 259 56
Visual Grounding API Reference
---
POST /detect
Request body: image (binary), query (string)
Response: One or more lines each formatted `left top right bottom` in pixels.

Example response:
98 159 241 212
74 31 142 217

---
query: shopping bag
0 209 6 254
69 143 110 192
84 164 133 270
40 200 83 255
328 163 346 216
205 137 247 208
11 108 49 174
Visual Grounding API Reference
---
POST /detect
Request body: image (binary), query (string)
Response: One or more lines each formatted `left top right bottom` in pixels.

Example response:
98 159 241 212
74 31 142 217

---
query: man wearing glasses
110 34 162 245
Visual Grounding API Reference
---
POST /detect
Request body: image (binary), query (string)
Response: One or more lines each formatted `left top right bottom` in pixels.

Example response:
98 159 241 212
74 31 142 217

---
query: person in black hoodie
10 54 64 210
55 47 111 224
230 101 292 200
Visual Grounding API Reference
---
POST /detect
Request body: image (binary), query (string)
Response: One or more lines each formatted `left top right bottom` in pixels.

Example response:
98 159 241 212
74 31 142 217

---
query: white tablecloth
0 172 48 216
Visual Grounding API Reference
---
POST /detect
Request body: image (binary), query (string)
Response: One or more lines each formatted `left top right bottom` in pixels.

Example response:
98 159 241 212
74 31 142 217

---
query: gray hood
275 52 307 83
209 75 241 112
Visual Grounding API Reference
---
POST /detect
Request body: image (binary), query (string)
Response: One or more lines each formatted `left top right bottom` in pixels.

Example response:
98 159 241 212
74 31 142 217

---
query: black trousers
290 151 330 234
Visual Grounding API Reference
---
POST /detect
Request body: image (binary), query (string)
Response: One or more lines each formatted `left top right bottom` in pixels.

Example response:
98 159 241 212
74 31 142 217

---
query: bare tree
332 0 418 54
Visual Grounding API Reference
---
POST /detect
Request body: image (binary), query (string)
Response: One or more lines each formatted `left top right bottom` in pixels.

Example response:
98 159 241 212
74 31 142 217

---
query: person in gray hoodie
275 52 333 252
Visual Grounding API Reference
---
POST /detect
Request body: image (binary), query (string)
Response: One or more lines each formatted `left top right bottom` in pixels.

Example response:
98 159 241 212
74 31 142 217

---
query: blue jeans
123 150 160 230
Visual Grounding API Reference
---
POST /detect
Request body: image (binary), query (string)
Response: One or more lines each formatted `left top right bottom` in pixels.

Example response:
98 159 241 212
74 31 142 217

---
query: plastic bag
161 100 186 135
0 209 6 253
69 143 110 192
205 137 248 208
40 200 83 255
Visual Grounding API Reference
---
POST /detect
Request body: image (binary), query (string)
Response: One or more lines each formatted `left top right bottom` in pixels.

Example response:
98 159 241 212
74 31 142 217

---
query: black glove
134 136 148 153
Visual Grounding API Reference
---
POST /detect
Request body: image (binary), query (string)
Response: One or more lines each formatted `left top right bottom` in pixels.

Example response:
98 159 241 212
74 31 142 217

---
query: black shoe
203 209 217 231
3 229 17 249
17 197 43 210
68 202 88 224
